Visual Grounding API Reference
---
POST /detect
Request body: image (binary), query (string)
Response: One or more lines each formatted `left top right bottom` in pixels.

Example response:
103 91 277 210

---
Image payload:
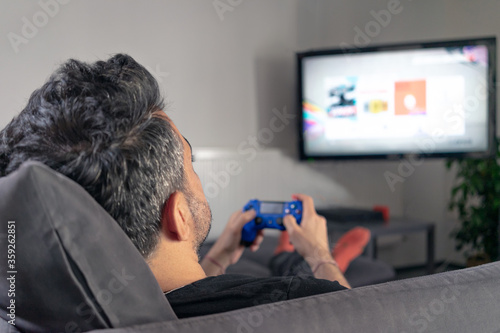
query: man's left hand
201 209 263 276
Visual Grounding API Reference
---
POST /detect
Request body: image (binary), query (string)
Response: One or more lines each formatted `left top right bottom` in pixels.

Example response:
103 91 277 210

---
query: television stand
317 207 384 224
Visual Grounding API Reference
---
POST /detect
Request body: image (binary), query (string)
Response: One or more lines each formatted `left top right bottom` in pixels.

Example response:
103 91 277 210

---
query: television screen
297 37 496 160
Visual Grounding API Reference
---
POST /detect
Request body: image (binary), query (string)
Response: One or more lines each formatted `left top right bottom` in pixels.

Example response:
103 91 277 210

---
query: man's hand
201 209 263 276
282 194 330 261
283 194 351 288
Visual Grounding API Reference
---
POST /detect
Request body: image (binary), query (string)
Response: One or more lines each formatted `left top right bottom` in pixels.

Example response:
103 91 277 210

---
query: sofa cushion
343 256 395 287
0 162 176 332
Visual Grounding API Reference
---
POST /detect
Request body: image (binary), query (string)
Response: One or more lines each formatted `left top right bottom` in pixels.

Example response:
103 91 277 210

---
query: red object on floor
274 231 295 255
332 227 371 273
373 205 389 224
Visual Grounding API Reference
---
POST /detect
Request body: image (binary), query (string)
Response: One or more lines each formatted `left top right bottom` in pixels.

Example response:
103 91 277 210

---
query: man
0 54 368 319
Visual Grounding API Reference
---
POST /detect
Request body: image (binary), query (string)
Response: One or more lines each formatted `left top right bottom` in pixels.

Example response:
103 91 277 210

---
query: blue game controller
241 199 303 246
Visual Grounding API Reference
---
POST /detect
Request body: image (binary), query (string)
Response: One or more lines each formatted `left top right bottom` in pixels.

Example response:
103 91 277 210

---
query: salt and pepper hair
0 54 185 258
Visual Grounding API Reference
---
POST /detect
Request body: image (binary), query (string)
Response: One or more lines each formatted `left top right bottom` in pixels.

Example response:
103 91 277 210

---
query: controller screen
260 202 284 214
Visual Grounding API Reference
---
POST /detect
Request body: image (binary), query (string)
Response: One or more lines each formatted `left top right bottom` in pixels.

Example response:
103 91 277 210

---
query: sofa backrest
0 162 176 332
90 260 500 333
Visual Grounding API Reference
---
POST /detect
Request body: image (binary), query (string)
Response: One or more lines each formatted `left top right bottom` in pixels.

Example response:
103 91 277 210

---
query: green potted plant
446 141 500 266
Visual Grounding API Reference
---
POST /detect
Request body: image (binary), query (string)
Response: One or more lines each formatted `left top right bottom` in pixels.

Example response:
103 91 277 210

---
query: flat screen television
297 37 496 160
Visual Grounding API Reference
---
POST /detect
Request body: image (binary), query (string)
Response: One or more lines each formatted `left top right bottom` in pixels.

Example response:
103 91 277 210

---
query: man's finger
291 193 315 217
283 214 298 233
228 210 240 222
235 209 257 229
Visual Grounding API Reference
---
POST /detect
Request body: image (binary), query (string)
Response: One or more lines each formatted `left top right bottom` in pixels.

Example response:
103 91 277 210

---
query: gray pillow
0 162 176 332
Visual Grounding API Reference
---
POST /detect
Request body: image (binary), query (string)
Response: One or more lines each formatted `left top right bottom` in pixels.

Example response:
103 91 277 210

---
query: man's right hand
283 194 331 261
283 194 351 288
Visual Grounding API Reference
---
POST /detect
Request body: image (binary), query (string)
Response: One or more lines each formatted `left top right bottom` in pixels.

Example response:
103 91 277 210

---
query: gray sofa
1 162 499 333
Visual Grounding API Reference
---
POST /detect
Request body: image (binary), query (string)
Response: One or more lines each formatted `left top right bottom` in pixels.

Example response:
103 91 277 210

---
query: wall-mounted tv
297 37 496 160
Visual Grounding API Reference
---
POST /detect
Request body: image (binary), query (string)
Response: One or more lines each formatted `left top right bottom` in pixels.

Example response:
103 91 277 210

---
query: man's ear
160 191 192 241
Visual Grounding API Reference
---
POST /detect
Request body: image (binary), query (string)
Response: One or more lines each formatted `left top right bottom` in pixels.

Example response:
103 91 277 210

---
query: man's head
0 54 211 258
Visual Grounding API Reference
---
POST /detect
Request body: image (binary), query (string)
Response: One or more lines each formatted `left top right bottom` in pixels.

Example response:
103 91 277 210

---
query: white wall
1 0 498 267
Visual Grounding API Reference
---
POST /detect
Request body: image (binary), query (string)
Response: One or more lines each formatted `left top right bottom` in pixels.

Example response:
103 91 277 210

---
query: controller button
296 209 301 215
285 208 290 214
277 218 283 226
255 217 263 225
